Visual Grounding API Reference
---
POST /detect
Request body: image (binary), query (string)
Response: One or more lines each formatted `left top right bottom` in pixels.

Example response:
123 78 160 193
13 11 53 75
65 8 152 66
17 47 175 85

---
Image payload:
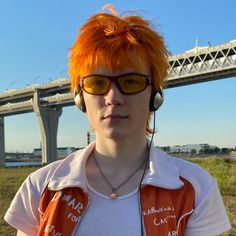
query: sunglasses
79 73 152 95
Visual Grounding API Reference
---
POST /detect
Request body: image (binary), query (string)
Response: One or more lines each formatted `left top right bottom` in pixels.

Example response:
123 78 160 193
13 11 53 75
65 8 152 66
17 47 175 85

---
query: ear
74 89 86 112
149 88 164 111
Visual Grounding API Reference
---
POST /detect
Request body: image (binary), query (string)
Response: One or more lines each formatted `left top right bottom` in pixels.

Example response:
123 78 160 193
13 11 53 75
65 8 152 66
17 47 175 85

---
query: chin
96 125 146 141
103 128 130 140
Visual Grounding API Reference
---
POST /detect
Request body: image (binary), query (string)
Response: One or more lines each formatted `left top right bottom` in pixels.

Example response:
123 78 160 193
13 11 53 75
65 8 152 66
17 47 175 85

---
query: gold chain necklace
93 154 148 199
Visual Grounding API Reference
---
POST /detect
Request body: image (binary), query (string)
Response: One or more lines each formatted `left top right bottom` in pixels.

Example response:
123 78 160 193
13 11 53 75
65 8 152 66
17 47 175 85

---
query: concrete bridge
0 39 236 165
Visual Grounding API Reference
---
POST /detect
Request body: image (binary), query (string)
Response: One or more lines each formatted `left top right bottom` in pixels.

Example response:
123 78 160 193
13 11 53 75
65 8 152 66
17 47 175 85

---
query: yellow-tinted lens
118 75 147 94
83 76 110 95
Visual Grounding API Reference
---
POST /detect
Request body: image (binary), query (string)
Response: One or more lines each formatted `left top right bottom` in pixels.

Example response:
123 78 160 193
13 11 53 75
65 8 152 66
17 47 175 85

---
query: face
82 61 152 141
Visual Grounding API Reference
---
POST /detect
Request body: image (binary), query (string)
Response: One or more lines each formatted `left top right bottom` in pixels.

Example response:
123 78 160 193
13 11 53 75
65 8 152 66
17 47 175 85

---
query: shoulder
170 154 214 184
28 159 62 191
27 149 84 194
153 147 214 182
152 147 216 202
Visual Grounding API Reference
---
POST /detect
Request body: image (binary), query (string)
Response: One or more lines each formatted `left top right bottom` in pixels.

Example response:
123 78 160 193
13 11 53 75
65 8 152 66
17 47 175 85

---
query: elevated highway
0 39 235 165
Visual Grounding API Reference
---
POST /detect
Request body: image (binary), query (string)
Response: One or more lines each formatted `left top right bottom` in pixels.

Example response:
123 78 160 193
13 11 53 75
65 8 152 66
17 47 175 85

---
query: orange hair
69 5 169 134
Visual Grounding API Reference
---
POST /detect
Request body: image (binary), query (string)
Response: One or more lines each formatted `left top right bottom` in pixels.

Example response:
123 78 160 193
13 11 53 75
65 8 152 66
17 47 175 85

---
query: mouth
102 114 128 120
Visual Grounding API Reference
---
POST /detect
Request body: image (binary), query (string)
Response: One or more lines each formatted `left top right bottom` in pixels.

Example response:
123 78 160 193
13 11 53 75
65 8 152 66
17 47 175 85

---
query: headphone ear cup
149 88 164 111
74 89 86 112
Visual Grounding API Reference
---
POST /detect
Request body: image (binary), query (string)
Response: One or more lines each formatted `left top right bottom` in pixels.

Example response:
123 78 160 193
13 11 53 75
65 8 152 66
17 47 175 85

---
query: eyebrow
82 72 151 78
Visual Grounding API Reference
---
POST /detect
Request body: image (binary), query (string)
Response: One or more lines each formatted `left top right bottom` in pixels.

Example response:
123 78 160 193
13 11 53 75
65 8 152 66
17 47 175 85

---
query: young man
5 5 231 236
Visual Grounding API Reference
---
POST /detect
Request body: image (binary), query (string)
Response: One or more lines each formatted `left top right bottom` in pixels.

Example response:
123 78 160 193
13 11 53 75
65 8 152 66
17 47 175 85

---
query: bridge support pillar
0 116 5 166
33 90 62 164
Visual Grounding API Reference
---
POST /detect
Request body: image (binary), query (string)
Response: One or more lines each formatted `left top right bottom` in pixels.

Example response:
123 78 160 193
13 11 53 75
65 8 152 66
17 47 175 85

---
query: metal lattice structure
167 39 236 88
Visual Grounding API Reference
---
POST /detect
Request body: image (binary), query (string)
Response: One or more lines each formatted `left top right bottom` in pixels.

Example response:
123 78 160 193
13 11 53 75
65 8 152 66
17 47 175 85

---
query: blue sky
0 0 235 152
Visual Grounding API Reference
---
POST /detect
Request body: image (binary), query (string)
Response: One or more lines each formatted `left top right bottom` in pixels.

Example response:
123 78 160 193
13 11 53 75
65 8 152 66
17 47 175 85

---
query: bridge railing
167 40 236 87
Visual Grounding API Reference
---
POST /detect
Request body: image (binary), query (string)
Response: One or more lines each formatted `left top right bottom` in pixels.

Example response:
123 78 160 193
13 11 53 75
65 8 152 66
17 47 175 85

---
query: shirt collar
48 142 96 191
48 141 184 191
142 143 184 189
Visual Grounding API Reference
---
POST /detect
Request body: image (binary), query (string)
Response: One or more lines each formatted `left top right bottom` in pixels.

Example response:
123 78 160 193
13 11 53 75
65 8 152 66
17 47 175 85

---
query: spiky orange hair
69 5 169 134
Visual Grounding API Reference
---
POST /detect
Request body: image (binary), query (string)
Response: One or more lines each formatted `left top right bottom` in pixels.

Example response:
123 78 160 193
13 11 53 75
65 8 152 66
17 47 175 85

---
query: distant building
169 144 216 154
57 147 77 159
33 148 42 157
33 147 78 159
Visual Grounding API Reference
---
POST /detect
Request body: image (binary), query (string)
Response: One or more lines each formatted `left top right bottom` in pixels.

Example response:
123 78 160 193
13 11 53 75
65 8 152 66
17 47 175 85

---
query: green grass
0 166 39 236
0 157 235 235
188 157 236 236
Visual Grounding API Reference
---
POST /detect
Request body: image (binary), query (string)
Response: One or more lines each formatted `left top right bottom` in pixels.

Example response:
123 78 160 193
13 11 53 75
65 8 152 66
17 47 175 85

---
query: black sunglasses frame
79 73 152 95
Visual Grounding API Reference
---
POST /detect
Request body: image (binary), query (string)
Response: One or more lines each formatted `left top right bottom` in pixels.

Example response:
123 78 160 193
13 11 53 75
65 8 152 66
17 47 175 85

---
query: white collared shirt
4 141 231 235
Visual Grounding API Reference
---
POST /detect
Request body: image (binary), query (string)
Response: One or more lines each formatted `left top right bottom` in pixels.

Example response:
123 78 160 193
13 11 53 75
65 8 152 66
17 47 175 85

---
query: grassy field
188 157 236 236
0 157 235 235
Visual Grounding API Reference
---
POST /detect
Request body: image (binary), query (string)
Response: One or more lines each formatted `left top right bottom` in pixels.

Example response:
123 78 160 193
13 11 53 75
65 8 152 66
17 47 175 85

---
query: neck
94 134 148 167
86 135 150 197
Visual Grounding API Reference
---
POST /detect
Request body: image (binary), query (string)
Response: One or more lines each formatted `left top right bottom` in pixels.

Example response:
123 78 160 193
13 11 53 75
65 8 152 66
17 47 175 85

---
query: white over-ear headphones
149 88 164 111
74 89 86 112
74 87 164 113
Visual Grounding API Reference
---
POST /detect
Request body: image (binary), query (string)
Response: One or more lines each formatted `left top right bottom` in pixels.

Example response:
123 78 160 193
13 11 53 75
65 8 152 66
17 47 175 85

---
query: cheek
83 95 103 119
141 93 152 120
85 105 99 131
141 91 151 111
131 93 150 118
84 93 98 109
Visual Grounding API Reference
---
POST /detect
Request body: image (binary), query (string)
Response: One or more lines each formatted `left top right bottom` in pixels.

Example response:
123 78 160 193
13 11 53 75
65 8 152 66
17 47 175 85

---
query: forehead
87 57 151 76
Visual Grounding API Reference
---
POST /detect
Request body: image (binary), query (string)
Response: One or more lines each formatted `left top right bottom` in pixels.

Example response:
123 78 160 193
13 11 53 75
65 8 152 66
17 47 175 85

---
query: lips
102 114 128 120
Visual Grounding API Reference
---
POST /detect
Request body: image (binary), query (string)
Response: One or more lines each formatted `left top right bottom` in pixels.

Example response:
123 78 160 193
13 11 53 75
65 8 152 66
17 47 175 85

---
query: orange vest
37 176 194 236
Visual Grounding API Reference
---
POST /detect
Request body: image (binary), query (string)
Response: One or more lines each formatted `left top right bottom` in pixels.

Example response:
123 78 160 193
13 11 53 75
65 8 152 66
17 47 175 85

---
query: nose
104 82 124 106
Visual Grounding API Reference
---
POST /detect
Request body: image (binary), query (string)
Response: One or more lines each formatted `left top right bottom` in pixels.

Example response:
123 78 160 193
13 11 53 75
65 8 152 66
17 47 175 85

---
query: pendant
110 191 118 199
